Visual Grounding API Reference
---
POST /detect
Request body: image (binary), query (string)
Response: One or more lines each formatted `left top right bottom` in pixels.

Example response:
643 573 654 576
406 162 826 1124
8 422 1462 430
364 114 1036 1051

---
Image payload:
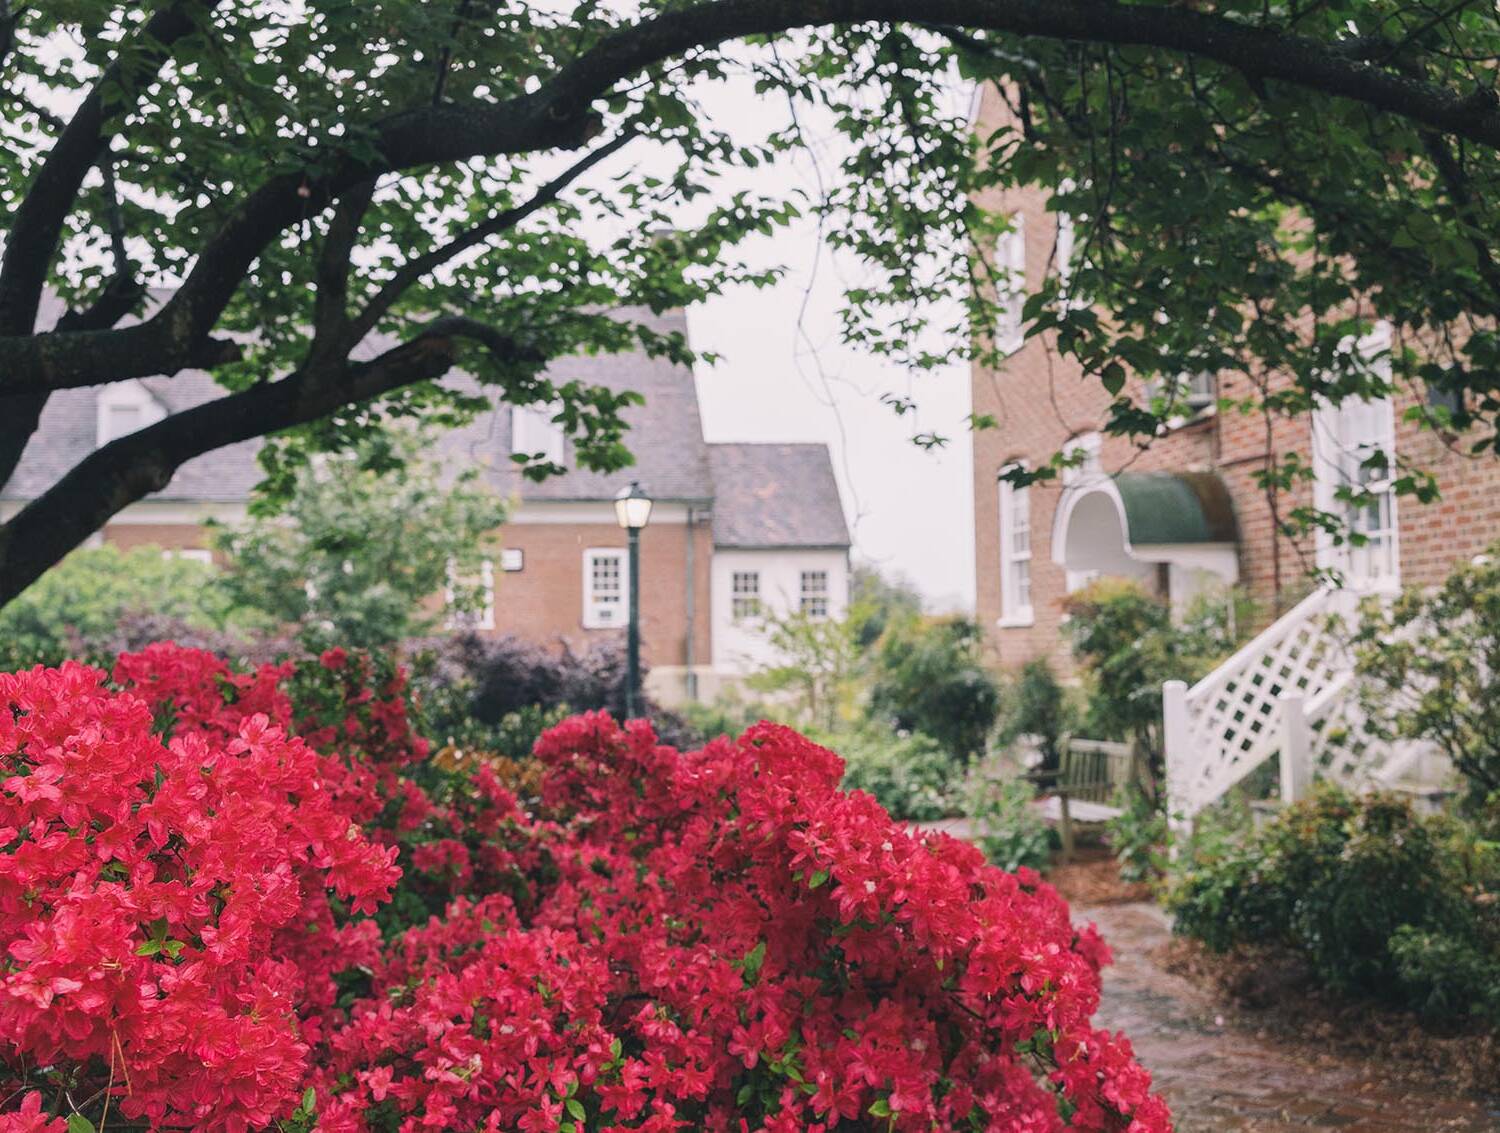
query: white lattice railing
1163 586 1430 821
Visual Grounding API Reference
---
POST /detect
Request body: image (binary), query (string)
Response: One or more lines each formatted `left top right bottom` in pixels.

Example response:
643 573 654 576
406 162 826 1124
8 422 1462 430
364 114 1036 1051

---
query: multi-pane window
583 548 627 628
445 558 496 631
995 215 1027 354
998 464 1033 625
1146 372 1217 415
799 570 830 619
1313 323 1399 591
731 570 761 620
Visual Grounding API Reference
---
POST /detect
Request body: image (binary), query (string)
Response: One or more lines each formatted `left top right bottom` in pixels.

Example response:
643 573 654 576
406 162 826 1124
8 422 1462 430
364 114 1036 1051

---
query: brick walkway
1080 902 1500 1133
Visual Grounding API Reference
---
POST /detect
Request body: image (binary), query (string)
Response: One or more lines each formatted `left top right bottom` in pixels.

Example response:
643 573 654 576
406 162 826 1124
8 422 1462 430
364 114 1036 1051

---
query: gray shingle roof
707 443 851 549
2 305 713 507
435 307 714 503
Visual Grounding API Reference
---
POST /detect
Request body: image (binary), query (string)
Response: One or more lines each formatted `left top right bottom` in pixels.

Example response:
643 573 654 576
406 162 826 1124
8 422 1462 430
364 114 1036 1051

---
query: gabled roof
2 304 713 507
436 307 714 503
707 443 850 549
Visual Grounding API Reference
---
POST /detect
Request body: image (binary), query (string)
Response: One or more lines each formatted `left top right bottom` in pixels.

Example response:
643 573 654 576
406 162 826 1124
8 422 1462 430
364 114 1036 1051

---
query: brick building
0 303 850 702
969 83 1500 670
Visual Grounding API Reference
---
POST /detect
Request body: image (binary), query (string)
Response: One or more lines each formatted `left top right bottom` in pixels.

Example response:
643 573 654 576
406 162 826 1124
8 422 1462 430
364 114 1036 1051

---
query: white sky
675 75 977 614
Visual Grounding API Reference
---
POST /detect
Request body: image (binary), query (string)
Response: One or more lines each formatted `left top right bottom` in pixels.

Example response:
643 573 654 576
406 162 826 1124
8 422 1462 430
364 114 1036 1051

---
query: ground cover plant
0 643 1168 1132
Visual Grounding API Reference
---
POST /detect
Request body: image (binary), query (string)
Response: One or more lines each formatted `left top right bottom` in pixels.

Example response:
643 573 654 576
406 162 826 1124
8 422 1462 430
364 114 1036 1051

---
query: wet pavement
1080 902 1500 1133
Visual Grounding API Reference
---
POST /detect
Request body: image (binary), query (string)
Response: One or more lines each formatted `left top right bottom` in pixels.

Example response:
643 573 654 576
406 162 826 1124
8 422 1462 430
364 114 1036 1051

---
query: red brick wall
480 518 714 669
970 84 1500 671
102 517 716 669
102 522 216 556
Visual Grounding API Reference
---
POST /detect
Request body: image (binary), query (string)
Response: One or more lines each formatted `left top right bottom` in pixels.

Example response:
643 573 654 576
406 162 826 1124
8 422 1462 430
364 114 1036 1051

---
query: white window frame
582 547 628 629
730 570 761 621
445 558 496 631
995 214 1027 355
1312 322 1399 593
162 548 214 565
97 380 165 448
799 570 830 620
997 463 1034 627
511 401 565 467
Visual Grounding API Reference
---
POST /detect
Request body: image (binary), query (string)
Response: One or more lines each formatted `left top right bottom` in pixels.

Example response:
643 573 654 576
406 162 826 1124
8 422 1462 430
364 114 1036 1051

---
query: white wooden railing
1163 586 1433 825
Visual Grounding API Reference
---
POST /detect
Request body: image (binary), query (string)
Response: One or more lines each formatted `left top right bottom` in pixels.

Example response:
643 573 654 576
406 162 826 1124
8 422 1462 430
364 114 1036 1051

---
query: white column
1279 694 1313 805
1162 679 1192 840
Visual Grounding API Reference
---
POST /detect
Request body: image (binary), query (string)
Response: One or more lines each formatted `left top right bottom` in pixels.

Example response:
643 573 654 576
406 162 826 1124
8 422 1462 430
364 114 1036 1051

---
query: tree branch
345 128 637 348
310 178 377 363
0 320 542 605
0 0 225 338
5 0 1500 394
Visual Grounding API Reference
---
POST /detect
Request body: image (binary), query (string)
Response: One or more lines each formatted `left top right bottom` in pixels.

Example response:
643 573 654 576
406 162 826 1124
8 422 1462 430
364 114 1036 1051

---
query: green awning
1113 472 1237 546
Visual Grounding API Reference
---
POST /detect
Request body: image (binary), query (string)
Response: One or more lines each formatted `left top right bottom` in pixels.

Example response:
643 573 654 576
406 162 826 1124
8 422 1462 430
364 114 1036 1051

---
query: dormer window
511 402 565 467
96 381 165 447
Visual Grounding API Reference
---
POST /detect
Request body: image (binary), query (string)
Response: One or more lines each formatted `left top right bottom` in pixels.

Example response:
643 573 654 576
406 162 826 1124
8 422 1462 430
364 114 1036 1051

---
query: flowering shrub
1 645 1169 1132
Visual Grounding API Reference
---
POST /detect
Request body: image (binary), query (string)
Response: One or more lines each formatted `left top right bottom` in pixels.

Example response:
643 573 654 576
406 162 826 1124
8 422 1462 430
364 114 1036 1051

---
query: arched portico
1051 472 1239 610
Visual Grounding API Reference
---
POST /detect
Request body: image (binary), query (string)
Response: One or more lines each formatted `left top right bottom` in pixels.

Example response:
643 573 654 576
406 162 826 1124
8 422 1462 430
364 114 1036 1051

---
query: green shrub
1167 789 1500 1027
827 728 965 822
1351 547 1500 816
868 616 1001 763
1105 787 1169 883
996 659 1074 776
968 778 1056 873
0 545 240 670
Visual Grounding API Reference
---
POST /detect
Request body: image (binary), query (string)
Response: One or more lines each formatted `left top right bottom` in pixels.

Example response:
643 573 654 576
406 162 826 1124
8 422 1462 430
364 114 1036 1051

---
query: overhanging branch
0 319 541 604
4 0 1499 395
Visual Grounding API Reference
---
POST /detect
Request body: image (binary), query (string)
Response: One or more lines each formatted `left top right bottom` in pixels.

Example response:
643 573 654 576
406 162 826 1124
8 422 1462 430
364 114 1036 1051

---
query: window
511 402 565 467
162 548 213 565
446 558 496 631
995 215 1027 354
1054 178 1078 303
998 465 1033 626
799 570 830 619
1145 372 1217 416
731 570 761 620
582 548 627 628
1313 323 1399 591
96 382 166 447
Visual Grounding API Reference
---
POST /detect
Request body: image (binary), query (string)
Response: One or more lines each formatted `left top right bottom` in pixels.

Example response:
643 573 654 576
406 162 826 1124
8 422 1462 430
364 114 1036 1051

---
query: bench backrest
1061 738 1134 805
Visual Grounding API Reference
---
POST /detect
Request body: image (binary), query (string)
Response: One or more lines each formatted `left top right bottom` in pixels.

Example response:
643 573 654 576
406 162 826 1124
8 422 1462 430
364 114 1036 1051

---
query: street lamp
613 481 653 719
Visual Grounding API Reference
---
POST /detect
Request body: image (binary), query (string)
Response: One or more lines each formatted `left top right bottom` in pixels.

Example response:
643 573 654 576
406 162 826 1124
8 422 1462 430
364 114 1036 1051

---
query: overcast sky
675 76 978 614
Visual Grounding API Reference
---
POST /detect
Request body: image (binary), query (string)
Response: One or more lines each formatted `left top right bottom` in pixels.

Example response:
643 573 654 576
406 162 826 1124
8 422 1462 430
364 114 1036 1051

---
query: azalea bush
0 644 1169 1132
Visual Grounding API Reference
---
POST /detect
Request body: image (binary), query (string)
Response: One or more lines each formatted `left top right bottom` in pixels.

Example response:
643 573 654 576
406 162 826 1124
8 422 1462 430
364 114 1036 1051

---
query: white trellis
1163 586 1432 824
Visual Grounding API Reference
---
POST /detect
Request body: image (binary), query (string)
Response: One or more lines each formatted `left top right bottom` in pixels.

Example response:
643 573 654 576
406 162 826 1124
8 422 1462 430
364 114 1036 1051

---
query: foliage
997 659 1075 776
9 7 1500 604
1351 548 1500 814
1105 787 1170 884
868 615 1002 763
0 645 1169 1132
847 564 925 651
746 608 864 732
0 545 242 670
408 631 698 751
1167 789 1500 1029
212 434 506 651
1064 580 1249 786
827 727 966 822
968 778 1057 874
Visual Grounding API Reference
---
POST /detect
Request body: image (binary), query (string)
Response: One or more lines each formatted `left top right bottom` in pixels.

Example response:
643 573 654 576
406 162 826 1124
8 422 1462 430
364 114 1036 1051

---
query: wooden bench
1029 738 1136 861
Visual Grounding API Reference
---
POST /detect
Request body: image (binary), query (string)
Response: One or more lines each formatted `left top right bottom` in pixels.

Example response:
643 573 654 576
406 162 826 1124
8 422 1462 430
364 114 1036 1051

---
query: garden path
1080 901 1500 1133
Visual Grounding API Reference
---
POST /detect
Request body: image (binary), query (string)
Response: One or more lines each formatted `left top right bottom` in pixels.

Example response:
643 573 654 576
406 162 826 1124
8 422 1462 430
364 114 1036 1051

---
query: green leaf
67 1117 95 1133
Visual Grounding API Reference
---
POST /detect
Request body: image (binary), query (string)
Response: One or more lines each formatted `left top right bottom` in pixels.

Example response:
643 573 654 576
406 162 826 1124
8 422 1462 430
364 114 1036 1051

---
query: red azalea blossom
0 646 1170 1132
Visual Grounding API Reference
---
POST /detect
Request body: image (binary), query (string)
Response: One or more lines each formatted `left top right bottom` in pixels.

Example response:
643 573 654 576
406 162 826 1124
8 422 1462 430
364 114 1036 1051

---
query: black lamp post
613 481 653 719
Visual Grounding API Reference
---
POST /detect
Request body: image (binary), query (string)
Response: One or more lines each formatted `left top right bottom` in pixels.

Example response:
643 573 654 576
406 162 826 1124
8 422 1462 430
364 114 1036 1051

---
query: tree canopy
4 0 1500 605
